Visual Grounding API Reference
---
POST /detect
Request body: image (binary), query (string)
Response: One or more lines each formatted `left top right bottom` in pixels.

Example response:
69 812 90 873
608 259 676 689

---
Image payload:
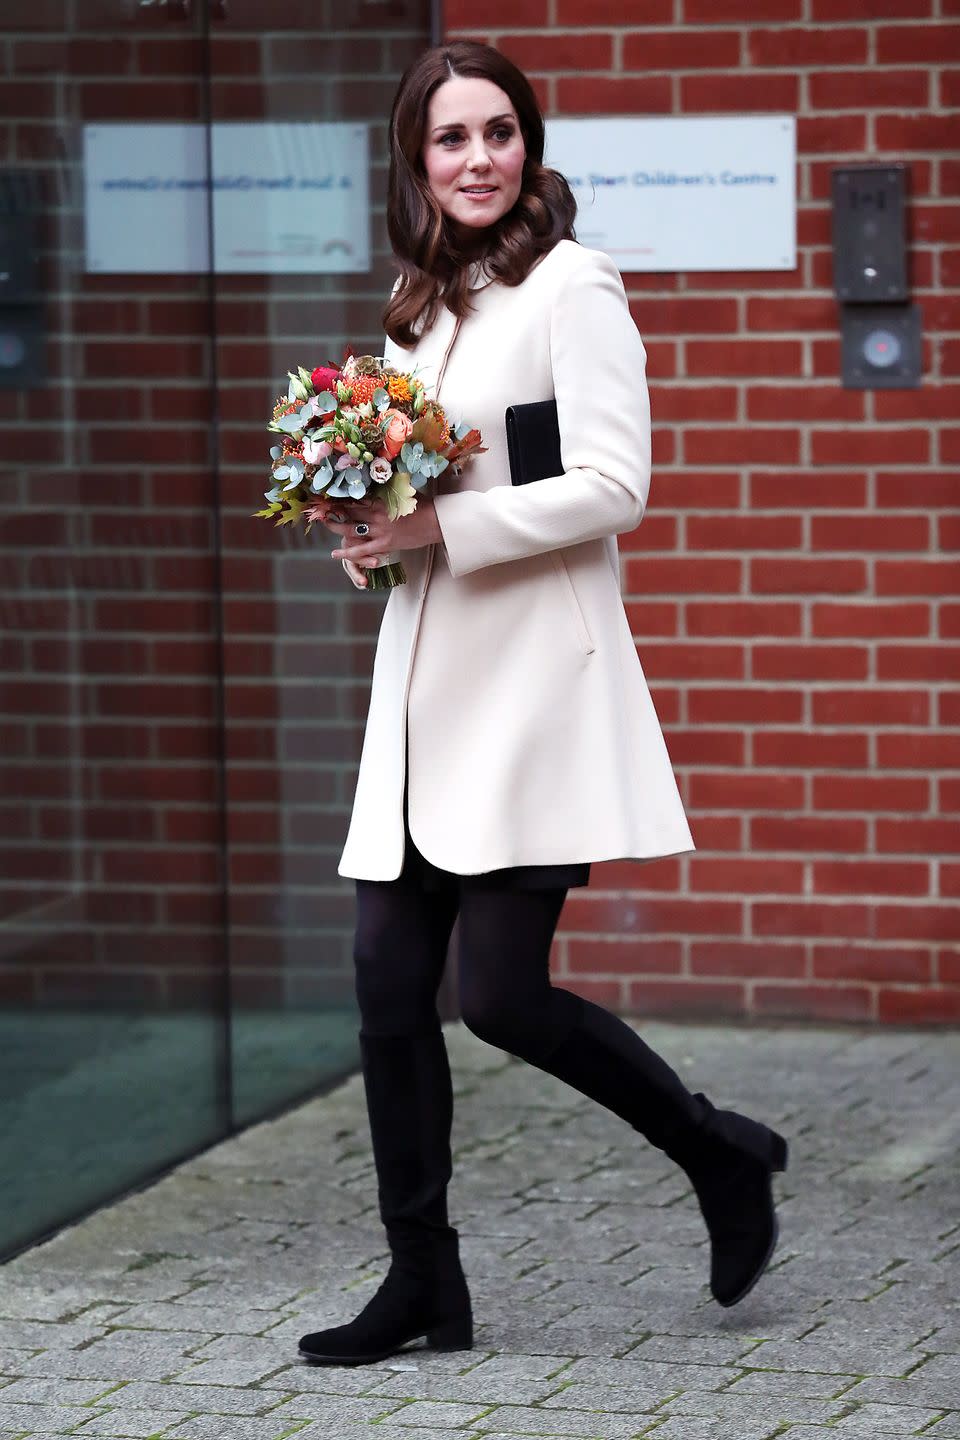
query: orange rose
379 408 413 460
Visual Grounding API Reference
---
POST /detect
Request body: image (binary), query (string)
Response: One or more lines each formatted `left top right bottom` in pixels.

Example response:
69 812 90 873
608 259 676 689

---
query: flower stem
365 561 407 590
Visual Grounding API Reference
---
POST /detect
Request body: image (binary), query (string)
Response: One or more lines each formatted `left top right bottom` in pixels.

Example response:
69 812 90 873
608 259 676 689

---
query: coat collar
466 256 495 292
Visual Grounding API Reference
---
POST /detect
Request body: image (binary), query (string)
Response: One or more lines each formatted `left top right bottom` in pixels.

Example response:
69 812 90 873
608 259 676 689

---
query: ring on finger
355 522 370 537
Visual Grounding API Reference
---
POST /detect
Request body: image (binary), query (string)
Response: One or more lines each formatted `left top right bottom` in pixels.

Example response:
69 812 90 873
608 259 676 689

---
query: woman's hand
317 497 443 570
342 556 370 590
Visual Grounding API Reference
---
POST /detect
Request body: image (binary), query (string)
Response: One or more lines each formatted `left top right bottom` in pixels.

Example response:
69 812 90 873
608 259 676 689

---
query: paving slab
831 1399 950 1431
0 1021 958 1440
366 1371 566 1405
639 1421 784 1440
73 1408 193 1436
464 1405 648 1436
160 1418 312 1440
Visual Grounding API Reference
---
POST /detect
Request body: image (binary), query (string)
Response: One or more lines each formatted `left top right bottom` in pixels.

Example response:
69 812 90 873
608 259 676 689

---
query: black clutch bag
505 398 563 487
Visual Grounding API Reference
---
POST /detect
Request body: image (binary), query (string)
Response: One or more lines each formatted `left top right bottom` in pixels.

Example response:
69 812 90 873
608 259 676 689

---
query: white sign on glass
83 122 370 274
544 115 796 271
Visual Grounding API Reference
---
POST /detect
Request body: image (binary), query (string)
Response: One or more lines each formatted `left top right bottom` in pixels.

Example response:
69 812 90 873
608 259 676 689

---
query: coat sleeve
432 249 651 578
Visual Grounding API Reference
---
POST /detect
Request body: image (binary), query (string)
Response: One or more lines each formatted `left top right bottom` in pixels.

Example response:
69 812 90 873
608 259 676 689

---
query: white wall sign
544 115 796 272
83 122 370 274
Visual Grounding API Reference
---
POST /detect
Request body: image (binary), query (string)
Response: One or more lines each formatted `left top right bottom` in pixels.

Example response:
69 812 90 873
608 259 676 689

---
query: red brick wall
443 0 960 1023
2 2 957 1027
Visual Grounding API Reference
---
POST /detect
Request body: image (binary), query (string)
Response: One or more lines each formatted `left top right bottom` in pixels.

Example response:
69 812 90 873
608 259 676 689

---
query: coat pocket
550 551 596 656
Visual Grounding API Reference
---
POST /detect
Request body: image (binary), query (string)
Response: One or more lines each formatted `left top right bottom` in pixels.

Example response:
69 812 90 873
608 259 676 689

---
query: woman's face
421 76 526 245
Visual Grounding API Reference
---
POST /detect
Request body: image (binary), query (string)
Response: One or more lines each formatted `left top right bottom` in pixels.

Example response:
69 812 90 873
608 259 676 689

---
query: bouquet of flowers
253 354 485 590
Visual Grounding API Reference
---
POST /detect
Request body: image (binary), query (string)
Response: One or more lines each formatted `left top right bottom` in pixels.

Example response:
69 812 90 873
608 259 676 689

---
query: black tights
354 874 583 1063
353 820 707 1166
348 847 775 1308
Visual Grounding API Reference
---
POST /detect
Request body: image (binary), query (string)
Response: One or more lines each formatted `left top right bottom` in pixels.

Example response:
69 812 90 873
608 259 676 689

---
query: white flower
369 457 393 484
303 435 333 464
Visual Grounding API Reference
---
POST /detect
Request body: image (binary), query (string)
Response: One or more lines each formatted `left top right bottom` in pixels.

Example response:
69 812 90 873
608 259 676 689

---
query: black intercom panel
0 170 46 390
832 166 908 303
832 164 920 389
840 303 922 391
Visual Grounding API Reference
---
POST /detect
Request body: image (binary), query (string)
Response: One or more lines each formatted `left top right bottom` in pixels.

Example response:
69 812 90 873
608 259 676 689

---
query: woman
298 40 787 1367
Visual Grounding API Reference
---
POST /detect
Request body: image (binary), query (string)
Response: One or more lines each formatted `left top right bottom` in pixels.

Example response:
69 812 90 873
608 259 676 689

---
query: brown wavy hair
384 40 578 348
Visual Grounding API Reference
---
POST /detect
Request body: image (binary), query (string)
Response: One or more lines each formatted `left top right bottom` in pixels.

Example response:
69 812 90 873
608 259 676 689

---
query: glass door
0 0 434 1260
0 0 229 1256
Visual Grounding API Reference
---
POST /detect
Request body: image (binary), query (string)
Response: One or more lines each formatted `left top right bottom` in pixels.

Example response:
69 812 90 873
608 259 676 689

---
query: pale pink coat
338 239 694 881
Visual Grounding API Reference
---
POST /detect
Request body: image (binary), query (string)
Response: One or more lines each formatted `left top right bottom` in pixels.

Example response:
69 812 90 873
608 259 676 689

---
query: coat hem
338 839 697 883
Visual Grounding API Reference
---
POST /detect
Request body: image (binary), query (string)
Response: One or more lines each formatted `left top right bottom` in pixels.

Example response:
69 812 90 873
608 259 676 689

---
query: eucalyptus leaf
310 458 334 492
400 440 424 474
418 452 448 479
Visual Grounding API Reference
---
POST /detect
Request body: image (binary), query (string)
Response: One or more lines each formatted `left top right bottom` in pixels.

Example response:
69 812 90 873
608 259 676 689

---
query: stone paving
1 1020 959 1439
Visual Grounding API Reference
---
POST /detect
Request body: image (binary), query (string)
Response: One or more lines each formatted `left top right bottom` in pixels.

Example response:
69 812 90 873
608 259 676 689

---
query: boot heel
427 1314 473 1352
770 1131 788 1173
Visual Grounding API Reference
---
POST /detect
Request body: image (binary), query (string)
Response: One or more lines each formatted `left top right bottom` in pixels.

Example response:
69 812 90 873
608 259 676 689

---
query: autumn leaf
409 412 447 451
273 493 311 527
380 470 417 521
444 427 487 464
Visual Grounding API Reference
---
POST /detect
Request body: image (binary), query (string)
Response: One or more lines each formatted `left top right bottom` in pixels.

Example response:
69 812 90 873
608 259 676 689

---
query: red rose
311 365 341 394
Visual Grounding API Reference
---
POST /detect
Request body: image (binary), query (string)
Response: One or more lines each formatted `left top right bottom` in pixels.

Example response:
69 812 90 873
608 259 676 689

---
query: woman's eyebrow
431 113 515 134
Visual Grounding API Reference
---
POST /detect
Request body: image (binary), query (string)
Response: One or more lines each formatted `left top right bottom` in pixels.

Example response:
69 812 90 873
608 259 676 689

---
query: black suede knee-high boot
298 1026 473 1364
532 992 789 1308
